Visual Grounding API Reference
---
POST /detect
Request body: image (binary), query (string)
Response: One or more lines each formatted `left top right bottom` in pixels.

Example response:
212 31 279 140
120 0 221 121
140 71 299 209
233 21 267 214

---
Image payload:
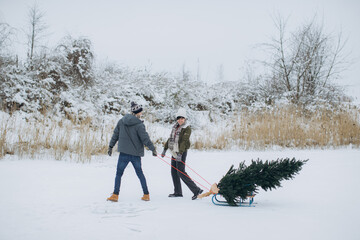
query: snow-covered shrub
56 35 94 86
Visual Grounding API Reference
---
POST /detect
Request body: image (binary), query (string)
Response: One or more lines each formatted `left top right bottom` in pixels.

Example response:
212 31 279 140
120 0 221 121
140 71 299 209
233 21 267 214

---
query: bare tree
181 63 190 81
216 64 225 82
0 22 14 51
261 15 348 105
26 2 48 61
0 22 16 68
196 58 201 82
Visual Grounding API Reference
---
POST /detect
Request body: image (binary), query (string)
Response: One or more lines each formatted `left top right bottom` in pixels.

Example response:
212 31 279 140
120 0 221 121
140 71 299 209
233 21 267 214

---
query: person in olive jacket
161 108 203 200
107 102 157 202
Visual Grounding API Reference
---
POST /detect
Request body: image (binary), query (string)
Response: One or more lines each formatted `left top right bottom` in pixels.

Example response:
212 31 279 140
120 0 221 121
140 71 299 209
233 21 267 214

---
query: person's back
107 102 157 202
111 113 155 157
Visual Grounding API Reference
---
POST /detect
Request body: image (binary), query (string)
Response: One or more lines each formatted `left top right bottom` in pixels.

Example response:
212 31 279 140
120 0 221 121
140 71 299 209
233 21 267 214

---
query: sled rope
163 155 213 187
156 155 211 192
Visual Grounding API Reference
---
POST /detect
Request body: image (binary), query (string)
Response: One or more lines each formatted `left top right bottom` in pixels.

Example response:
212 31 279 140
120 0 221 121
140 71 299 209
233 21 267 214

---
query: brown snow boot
141 194 150 201
107 193 119 202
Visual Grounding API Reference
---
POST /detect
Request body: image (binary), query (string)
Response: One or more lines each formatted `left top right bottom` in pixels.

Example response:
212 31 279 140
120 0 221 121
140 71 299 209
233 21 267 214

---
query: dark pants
113 152 149 195
171 151 200 195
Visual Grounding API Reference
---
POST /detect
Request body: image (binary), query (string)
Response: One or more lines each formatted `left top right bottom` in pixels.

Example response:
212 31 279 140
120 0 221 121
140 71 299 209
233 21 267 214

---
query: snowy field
1 149 359 240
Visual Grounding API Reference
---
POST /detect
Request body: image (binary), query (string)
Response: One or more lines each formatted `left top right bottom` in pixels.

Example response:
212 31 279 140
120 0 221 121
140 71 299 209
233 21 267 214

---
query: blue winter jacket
109 114 155 157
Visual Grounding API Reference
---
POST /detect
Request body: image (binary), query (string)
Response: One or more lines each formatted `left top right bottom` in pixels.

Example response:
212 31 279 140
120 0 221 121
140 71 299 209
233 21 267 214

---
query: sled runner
211 193 255 207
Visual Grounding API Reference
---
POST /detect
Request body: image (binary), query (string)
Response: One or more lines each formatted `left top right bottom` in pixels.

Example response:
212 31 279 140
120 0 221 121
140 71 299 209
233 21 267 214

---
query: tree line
0 4 351 118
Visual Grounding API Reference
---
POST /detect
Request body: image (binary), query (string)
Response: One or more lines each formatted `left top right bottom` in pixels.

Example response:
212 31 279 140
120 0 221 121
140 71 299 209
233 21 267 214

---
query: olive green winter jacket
164 124 191 154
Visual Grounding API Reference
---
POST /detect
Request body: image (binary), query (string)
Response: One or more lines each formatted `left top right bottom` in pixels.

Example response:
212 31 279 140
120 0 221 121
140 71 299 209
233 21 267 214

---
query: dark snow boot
168 193 183 197
192 189 203 200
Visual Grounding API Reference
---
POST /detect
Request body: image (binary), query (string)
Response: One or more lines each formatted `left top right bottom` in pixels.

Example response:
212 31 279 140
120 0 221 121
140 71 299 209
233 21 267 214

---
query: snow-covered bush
56 35 94 86
0 15 354 130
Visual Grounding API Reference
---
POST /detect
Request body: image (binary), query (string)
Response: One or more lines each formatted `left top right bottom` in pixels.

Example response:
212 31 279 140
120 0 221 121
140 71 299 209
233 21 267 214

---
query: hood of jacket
122 114 142 126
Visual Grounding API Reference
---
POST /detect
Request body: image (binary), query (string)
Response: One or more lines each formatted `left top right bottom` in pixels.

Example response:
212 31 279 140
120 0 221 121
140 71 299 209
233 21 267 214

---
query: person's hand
161 149 166 157
175 153 182 162
108 147 113 156
152 149 157 157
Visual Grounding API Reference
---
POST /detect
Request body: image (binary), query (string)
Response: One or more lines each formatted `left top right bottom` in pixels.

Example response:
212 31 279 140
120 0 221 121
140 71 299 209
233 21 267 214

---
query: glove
108 147 113 156
152 149 157 157
161 149 166 157
175 153 182 162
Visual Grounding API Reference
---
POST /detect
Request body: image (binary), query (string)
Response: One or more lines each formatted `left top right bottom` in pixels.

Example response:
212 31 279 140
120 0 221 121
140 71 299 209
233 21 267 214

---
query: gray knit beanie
131 101 143 114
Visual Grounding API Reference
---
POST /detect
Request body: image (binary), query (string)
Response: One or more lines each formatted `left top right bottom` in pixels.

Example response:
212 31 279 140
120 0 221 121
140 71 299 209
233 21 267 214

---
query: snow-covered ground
1 149 359 240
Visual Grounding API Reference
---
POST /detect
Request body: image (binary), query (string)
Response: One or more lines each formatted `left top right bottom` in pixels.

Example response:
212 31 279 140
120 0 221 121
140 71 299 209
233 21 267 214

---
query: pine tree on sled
198 158 307 206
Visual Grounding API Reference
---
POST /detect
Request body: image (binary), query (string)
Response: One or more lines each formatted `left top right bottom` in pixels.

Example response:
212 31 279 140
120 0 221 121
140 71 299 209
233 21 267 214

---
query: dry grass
0 119 9 158
0 115 113 162
193 105 360 150
1 105 359 161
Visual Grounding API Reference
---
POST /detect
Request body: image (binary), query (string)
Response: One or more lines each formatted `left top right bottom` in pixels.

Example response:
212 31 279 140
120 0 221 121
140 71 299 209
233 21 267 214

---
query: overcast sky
1 0 360 97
